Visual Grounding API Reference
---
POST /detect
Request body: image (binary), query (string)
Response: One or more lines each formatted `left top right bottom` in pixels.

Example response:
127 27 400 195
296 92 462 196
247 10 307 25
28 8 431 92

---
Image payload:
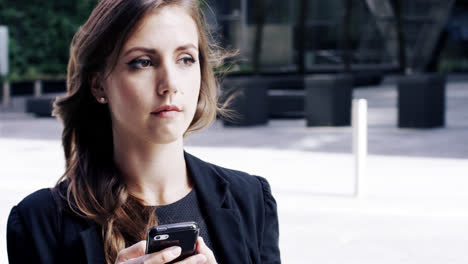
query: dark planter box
26 96 56 117
8 79 66 96
398 74 445 128
43 79 66 93
221 76 269 126
266 74 305 118
352 71 383 87
266 74 305 90
305 74 353 126
268 89 304 118
10 81 34 95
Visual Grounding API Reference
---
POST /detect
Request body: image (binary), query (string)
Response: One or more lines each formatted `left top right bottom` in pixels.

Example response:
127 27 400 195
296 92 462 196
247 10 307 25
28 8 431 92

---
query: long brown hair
52 0 228 263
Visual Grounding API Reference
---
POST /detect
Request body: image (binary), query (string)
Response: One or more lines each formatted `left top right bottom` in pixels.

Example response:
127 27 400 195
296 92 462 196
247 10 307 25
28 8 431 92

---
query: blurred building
206 0 468 74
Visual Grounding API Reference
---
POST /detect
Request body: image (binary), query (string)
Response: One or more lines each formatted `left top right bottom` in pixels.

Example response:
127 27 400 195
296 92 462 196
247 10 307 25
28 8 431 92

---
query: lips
151 105 182 119
151 105 182 114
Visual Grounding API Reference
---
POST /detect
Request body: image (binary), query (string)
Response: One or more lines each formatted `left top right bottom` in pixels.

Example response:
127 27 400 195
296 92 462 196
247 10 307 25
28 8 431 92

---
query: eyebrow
123 44 198 57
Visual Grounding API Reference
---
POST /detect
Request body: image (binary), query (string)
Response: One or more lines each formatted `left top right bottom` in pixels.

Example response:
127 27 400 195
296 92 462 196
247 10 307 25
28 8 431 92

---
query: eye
178 56 196 66
127 58 153 69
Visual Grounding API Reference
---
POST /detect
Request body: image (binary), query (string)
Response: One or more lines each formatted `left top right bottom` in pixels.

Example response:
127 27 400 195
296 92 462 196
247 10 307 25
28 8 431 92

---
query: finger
143 246 182 264
196 237 217 263
115 241 146 263
174 253 207 264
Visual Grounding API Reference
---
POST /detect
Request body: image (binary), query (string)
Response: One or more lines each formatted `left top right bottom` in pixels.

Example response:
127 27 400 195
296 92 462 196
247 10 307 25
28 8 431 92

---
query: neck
113 133 191 206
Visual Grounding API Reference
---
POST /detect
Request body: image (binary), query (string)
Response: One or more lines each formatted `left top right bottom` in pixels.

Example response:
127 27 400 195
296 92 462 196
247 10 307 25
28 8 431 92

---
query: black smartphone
146 221 200 263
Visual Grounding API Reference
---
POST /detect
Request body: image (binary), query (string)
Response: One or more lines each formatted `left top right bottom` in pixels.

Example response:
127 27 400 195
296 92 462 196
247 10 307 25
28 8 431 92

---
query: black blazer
7 152 281 264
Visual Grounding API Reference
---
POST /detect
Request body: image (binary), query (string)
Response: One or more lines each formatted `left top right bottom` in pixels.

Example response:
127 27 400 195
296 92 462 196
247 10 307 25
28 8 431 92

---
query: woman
7 0 280 263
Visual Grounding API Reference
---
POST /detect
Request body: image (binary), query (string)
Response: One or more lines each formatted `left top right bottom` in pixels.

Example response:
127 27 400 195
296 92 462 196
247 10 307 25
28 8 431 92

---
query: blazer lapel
80 224 106 264
184 152 251 264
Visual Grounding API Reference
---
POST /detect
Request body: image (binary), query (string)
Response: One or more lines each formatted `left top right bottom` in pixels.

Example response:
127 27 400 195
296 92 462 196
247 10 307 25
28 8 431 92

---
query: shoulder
7 186 88 263
186 152 273 200
186 151 261 184
8 182 79 233
11 188 58 223
20 187 55 206
213 163 264 189
7 188 60 256
216 164 276 215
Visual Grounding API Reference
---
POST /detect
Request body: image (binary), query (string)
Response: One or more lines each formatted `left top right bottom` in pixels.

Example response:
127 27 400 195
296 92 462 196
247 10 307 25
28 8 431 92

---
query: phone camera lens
155 236 160 240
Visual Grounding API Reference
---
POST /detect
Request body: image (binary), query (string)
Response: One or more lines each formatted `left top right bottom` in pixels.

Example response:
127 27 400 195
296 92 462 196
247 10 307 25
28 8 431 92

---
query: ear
89 73 106 101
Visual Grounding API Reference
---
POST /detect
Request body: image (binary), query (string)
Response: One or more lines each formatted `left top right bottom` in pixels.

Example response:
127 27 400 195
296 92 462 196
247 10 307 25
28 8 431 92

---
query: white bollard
240 0 247 55
34 80 42 97
0 26 8 76
2 81 10 108
352 99 368 197
1 26 9 108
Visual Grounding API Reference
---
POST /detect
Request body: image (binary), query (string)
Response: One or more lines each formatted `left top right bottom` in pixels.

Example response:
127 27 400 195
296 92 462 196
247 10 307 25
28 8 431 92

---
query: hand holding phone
114 241 182 264
146 222 200 263
115 222 217 264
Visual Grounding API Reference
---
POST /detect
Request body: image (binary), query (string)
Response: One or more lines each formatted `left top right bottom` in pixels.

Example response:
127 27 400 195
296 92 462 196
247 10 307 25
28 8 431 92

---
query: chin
151 129 185 145
146 119 192 144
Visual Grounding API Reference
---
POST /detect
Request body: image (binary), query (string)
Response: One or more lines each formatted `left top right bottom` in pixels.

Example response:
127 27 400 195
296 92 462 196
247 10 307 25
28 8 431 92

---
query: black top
7 152 281 264
152 188 214 250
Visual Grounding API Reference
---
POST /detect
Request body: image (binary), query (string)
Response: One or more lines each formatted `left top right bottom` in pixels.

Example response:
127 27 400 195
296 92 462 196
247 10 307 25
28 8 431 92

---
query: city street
1 80 467 263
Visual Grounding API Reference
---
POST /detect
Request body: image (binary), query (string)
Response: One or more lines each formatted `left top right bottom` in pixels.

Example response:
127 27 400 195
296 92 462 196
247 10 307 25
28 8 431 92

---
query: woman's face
102 5 201 144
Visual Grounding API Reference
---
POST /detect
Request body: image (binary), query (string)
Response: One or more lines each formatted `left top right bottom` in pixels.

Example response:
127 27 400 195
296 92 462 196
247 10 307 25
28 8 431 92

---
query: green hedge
0 0 97 81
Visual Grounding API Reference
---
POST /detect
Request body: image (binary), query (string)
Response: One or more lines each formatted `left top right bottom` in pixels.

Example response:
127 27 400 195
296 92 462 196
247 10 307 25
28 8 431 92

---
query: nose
156 61 179 96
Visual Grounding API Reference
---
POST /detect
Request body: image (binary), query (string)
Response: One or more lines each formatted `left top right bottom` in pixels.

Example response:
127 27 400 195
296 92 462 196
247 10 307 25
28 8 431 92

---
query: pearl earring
99 97 106 103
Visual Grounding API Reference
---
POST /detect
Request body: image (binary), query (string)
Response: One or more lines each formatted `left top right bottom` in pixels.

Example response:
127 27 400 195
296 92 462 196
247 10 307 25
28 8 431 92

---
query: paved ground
1 80 467 263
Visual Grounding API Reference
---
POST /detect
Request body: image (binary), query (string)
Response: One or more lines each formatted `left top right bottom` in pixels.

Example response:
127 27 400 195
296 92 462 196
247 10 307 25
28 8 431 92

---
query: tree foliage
0 0 97 80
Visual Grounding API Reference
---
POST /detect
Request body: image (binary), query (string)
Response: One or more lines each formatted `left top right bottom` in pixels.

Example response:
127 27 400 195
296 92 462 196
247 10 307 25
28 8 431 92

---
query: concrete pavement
1 80 467 263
